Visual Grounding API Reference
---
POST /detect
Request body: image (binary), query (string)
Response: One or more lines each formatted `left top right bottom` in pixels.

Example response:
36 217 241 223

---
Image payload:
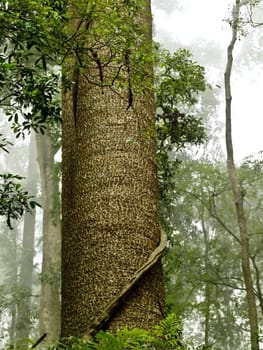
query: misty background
153 0 263 161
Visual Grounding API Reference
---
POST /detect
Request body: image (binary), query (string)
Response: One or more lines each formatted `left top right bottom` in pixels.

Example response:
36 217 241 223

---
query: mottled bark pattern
61 0 165 337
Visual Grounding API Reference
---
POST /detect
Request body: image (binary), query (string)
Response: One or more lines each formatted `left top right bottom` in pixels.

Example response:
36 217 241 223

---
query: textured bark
16 135 38 348
224 1 259 349
36 132 61 344
61 0 165 338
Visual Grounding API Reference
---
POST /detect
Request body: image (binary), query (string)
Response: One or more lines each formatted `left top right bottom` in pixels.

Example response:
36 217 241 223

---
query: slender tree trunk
61 0 165 338
9 226 19 348
224 1 259 349
201 216 211 348
9 304 17 348
36 132 61 344
16 135 38 348
251 256 263 315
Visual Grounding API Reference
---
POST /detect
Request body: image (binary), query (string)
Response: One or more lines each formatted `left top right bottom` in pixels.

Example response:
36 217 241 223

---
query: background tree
36 128 61 344
224 1 259 349
15 135 38 348
0 130 41 348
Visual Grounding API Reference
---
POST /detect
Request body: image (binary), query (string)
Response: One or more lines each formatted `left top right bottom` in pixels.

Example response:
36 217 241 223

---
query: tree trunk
9 304 17 348
61 0 165 338
9 226 19 348
201 216 211 348
224 1 259 349
36 132 61 344
16 135 38 348
251 256 263 316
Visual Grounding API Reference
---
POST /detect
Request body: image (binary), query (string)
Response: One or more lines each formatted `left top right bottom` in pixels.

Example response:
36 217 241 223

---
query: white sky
152 0 263 161
153 0 231 45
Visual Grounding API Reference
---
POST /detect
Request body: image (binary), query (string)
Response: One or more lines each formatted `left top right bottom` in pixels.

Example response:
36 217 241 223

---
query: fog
153 0 263 161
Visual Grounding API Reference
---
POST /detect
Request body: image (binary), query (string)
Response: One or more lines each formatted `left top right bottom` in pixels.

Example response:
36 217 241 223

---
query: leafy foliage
0 174 40 229
156 49 206 108
0 0 64 55
0 48 61 137
163 157 263 348
156 49 207 171
155 48 207 233
0 0 61 226
5 69 61 138
0 136 41 229
151 313 185 349
0 0 62 136
0 133 13 152
53 314 198 350
155 49 207 180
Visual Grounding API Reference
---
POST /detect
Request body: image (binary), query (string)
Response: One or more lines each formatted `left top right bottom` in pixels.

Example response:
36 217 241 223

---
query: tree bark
16 135 38 348
61 0 165 338
36 132 61 344
224 1 259 349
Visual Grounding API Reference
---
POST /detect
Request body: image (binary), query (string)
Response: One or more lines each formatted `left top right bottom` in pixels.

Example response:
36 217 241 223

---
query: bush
53 314 195 350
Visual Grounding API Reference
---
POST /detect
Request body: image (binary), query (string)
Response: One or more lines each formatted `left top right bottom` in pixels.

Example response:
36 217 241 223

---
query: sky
152 0 230 45
152 0 263 162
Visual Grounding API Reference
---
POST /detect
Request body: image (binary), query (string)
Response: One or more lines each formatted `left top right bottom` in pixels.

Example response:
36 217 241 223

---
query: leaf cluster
156 49 206 149
5 68 61 137
0 173 40 229
0 133 13 153
0 128 42 228
0 0 63 136
0 0 64 56
155 49 207 221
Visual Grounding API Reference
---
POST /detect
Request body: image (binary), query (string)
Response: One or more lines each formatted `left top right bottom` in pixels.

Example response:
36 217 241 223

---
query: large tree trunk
36 132 61 343
61 0 165 338
224 1 259 349
16 135 38 348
